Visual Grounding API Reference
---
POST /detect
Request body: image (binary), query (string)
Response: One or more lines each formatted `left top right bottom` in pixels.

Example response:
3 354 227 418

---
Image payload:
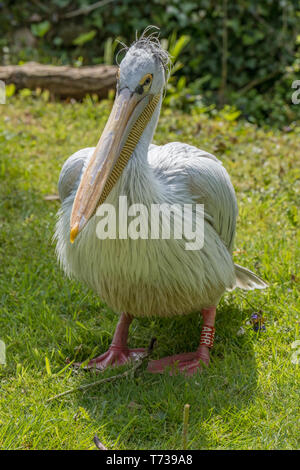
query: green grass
0 94 299 450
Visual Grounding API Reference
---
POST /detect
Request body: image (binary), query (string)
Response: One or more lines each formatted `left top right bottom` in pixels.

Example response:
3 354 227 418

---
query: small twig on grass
44 194 60 201
46 337 157 403
237 291 267 312
93 435 107 450
182 404 190 450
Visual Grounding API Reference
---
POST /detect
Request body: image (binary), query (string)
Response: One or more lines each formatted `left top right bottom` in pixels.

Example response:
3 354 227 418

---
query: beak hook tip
70 223 79 244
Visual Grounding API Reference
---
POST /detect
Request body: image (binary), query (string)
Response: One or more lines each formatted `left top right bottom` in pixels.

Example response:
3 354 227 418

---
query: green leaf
75 321 88 330
169 35 190 61
104 37 113 65
177 76 186 92
6 84 15 98
19 88 32 98
45 356 52 376
73 30 97 46
31 21 51 38
223 110 241 121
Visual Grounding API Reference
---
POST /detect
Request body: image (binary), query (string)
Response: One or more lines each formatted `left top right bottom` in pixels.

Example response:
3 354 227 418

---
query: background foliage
1 0 300 126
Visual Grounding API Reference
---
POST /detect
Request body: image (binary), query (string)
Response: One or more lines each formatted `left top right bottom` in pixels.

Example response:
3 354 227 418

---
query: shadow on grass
0 185 257 448
0 185 258 448
71 301 258 449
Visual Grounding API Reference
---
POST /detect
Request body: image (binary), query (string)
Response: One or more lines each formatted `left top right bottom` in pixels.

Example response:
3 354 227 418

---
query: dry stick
44 194 60 201
182 404 190 450
46 337 157 403
93 435 107 451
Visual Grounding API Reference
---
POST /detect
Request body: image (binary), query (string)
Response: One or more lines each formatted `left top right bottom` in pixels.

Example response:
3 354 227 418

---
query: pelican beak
70 88 159 243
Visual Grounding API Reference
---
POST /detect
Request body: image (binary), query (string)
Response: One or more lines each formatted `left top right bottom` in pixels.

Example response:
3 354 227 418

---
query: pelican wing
58 148 94 202
149 142 237 252
187 150 238 253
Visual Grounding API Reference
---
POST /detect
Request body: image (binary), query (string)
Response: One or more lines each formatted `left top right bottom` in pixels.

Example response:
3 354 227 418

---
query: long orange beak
70 88 143 243
70 87 161 243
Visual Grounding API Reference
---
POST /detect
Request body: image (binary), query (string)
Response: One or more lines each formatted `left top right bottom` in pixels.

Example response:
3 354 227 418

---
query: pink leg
76 312 146 371
147 307 216 376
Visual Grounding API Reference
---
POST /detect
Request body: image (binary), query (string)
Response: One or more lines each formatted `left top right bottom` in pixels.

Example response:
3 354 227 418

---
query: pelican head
70 28 170 243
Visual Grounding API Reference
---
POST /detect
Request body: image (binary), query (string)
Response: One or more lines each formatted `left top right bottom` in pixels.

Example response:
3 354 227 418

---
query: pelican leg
147 306 216 376
78 312 146 371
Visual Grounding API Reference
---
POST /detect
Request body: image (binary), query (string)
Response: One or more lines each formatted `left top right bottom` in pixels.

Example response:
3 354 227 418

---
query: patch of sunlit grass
0 96 299 449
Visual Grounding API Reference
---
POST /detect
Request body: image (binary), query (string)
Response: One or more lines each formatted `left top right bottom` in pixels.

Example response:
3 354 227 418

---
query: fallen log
0 62 117 99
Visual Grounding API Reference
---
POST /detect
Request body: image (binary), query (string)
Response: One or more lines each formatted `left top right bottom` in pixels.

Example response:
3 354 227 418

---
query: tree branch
62 0 116 19
239 70 282 95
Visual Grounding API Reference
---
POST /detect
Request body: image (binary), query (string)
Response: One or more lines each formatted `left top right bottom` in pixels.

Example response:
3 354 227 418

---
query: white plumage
55 139 265 317
54 28 267 373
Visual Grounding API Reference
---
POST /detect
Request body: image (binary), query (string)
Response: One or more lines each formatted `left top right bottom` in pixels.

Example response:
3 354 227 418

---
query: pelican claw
74 347 146 372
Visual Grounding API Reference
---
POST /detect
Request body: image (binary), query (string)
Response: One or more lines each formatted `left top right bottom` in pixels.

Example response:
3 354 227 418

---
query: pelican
55 28 267 375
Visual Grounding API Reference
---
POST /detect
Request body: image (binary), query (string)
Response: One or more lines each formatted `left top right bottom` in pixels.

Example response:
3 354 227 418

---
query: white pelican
55 28 267 375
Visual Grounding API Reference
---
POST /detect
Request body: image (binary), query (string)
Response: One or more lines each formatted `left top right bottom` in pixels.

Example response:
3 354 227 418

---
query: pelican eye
136 73 153 94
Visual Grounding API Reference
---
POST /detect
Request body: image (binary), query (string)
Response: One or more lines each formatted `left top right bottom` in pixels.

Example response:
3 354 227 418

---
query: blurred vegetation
0 0 300 127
